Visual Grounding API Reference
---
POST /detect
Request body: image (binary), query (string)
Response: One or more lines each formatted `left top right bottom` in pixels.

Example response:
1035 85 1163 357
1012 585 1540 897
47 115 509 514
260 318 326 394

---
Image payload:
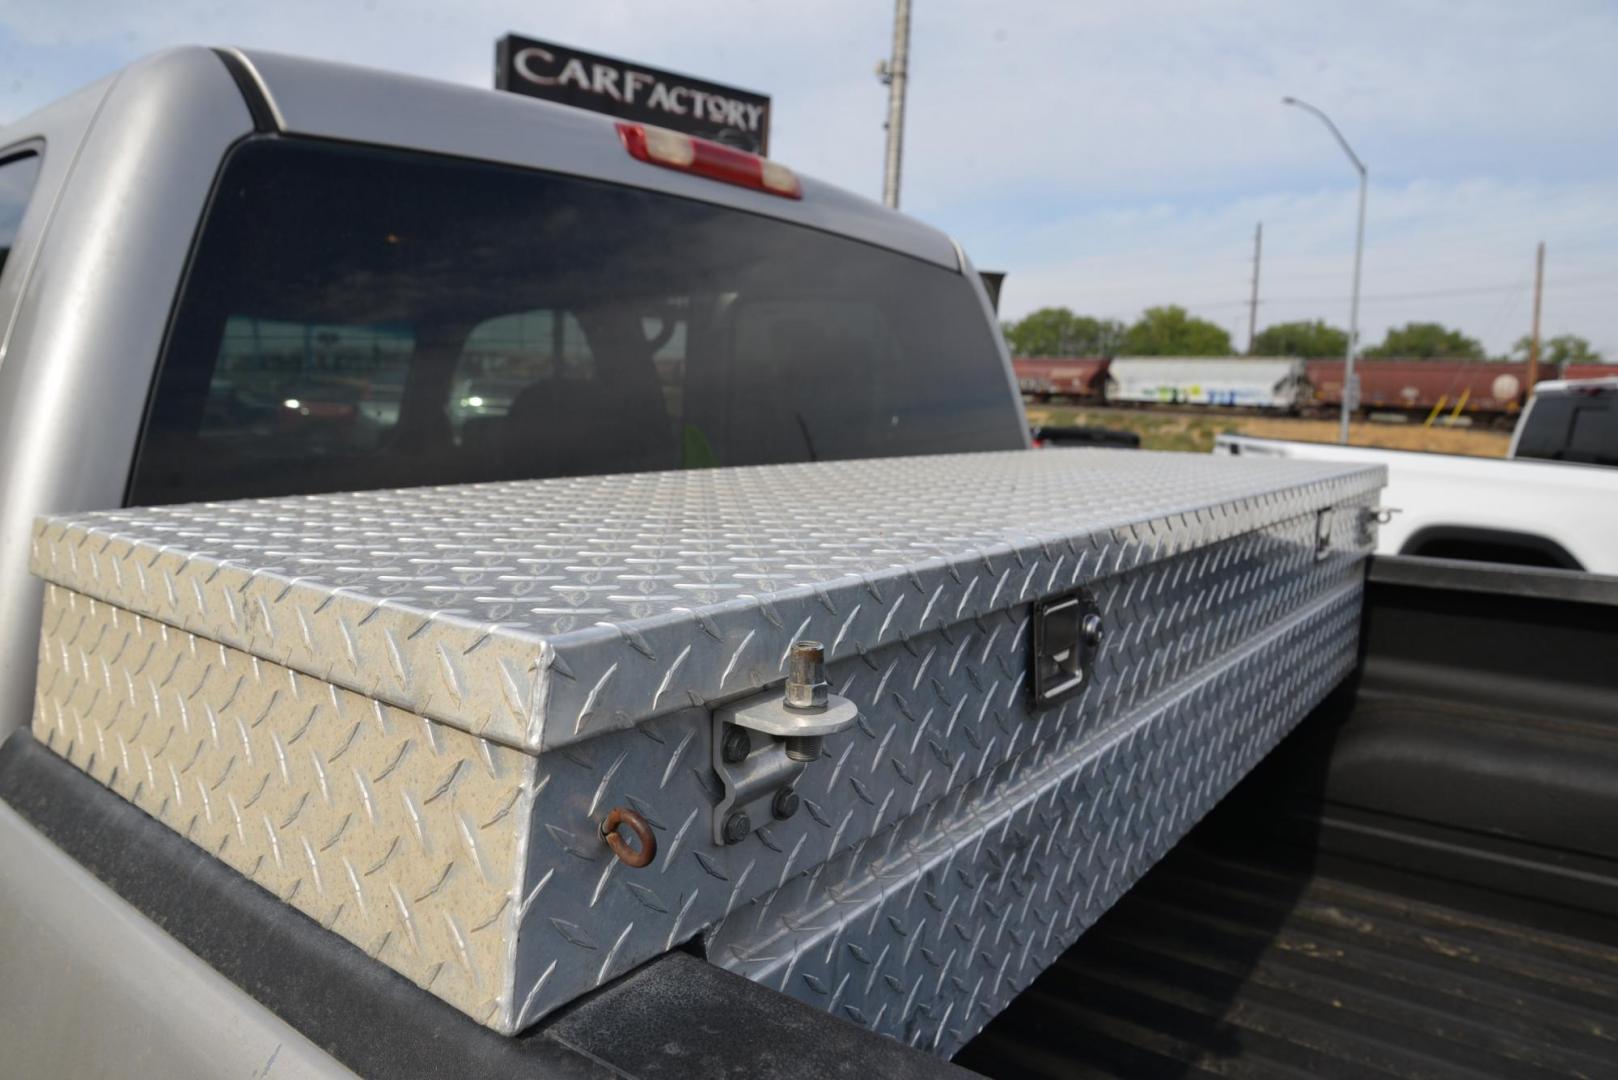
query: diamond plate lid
29 449 1383 754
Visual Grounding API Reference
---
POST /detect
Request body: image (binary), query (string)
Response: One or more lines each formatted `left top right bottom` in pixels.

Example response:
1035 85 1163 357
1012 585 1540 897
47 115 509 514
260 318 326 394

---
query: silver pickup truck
0 45 1028 742
0 46 1029 1078
4 47 1616 1080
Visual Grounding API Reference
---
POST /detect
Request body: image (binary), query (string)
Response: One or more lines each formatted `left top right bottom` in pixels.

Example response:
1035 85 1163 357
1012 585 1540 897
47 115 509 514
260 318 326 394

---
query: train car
1563 363 1618 381
1010 356 1110 402
1106 357 1306 410
1305 359 1530 417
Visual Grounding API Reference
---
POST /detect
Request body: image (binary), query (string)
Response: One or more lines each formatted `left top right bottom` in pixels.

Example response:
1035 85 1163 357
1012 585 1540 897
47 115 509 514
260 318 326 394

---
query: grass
1027 405 1514 457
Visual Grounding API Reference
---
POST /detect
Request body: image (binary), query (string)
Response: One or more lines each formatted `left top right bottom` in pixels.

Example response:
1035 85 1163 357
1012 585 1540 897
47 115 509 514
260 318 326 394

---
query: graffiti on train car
1012 353 1586 420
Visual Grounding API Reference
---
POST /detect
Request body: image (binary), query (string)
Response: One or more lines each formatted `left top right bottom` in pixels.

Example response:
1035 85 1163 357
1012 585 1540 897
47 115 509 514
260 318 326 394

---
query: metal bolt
721 726 751 764
1082 613 1105 648
785 640 829 710
783 735 822 763
722 810 752 844
772 788 800 821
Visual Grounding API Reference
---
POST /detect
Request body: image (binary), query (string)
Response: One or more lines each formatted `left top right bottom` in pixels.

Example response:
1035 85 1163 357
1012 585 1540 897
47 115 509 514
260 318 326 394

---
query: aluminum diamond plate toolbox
27 449 1383 1037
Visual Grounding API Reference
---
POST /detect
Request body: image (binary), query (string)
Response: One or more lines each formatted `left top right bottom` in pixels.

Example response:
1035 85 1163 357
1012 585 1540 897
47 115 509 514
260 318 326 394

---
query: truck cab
1217 374 1618 573
1510 376 1618 467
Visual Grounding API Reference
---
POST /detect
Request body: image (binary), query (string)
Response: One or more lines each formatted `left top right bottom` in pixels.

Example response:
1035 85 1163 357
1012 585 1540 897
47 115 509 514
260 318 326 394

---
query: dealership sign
496 34 771 154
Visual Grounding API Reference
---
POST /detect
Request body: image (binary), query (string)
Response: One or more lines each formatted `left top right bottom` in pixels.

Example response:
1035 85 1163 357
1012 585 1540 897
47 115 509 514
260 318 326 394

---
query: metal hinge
711 642 858 845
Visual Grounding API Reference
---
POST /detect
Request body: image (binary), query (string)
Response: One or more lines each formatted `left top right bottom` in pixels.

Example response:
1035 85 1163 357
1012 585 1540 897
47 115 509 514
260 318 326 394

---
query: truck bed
959 555 1618 1079
957 789 1618 1078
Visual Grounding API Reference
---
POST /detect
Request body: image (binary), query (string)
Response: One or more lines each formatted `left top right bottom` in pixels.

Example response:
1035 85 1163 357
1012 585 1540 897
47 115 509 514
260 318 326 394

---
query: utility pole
877 0 912 209
1247 222 1263 353
1528 241 1545 386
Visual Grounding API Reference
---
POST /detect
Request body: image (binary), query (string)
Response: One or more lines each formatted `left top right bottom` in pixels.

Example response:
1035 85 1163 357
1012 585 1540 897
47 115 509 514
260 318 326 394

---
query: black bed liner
958 556 1618 1079
957 804 1618 1079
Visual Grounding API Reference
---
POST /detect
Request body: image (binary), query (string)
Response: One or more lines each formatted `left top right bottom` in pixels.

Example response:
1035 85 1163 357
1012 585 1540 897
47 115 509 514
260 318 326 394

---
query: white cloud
2 0 1614 354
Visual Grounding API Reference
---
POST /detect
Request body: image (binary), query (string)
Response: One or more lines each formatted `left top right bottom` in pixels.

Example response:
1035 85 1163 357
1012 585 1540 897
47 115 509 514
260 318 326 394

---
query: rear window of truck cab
129 138 1021 505
1516 391 1618 468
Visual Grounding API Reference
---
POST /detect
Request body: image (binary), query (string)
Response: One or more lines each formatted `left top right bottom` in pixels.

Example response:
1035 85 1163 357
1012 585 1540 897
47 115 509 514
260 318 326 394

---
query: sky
3 0 1616 357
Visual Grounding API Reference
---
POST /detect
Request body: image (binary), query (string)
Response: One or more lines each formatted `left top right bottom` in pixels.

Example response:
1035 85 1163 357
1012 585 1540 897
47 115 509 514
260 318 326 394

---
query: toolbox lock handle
1030 587 1105 709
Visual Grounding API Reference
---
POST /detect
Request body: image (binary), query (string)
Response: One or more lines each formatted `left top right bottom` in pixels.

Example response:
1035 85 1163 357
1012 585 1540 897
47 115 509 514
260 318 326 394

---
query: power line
1477 271 1531 349
1146 270 1618 312
1263 281 1615 310
1286 271 1618 304
1061 268 1618 305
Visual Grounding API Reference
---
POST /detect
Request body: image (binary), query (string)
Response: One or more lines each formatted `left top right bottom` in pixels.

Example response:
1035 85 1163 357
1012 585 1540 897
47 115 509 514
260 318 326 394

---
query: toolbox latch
1030 587 1104 709
1357 505 1395 548
711 642 859 846
1315 508 1335 561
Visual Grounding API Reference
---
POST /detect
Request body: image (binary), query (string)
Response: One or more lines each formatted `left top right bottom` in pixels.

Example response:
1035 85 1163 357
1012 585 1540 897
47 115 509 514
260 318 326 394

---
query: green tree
1122 305 1232 356
1004 307 1126 356
1363 322 1483 359
1250 320 1349 358
1065 315 1127 356
1004 307 1072 355
1509 333 1604 366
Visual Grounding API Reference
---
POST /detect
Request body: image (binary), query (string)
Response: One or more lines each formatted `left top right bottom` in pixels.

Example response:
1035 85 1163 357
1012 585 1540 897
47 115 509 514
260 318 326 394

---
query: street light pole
1283 96 1366 445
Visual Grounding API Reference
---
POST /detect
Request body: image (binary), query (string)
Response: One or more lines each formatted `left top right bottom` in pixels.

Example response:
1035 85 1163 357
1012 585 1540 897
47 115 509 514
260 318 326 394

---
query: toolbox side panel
706 581 1364 1054
30 584 533 1025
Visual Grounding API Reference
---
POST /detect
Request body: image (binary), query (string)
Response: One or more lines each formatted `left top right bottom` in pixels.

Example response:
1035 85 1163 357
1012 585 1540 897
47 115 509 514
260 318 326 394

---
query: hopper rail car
1014 355 1578 424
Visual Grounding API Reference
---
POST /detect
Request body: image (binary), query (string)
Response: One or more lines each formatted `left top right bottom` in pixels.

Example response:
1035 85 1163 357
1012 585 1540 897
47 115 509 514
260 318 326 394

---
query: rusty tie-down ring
600 806 656 868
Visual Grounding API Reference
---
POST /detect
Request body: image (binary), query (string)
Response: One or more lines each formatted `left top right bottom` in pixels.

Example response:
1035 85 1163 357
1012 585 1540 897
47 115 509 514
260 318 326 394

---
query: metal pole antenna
878 0 912 209
1283 96 1366 445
